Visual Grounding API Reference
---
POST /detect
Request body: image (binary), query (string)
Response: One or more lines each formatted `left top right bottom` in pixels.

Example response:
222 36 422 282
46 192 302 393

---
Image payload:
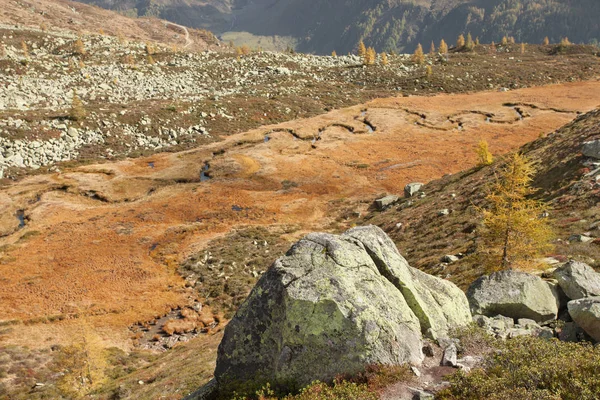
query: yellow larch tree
457 34 465 48
380 52 389 65
357 40 367 59
439 39 448 54
412 43 424 64
480 153 554 271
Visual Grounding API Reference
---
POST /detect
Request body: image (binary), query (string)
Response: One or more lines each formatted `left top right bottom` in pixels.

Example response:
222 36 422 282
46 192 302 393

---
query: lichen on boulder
213 225 471 390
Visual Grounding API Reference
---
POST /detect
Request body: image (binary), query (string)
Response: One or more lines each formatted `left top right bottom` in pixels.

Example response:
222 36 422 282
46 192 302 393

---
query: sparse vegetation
69 90 87 121
438 336 600 400
74 37 86 55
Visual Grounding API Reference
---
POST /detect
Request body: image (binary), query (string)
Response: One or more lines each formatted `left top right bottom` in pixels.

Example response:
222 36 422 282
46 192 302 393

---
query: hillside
74 0 600 54
365 107 600 289
0 0 221 52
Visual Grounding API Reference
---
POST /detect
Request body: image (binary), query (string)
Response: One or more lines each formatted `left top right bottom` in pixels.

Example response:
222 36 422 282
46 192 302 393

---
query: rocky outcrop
567 297 600 342
467 270 558 323
582 139 600 159
213 225 471 389
553 260 600 300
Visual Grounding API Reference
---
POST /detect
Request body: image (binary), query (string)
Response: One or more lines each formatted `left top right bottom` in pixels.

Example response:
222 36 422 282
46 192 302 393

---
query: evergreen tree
457 34 465 48
480 153 554 270
430 41 436 55
543 36 550 45
501 36 508 45
331 50 337 57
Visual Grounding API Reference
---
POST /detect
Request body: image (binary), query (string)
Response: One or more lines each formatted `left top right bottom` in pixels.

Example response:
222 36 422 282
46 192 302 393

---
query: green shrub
437 336 600 400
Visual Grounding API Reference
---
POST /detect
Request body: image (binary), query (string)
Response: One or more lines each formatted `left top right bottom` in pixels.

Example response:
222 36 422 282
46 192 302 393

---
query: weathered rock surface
375 195 399 210
553 260 600 300
582 139 600 159
467 270 558 322
404 182 423 198
214 225 471 389
567 297 600 341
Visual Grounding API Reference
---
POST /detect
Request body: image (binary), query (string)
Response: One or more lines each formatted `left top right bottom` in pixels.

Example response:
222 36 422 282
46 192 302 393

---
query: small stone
441 255 459 263
438 209 450 216
374 195 399 211
404 182 423 197
441 343 457 367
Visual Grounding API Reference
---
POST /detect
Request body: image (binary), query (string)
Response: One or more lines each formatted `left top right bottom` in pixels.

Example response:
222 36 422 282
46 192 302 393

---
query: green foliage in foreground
437 336 600 400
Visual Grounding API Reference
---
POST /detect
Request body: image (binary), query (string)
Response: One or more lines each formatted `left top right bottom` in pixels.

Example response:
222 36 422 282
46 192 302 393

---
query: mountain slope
0 0 220 52
364 107 600 289
74 0 600 54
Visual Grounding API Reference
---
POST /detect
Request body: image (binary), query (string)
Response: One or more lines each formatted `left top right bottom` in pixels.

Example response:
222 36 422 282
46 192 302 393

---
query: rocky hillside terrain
0 0 220 52
2 14 600 400
75 0 600 54
365 106 600 289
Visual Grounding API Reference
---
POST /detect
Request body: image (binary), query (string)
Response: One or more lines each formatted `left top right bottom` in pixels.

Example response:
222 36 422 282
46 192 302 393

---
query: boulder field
189 226 600 398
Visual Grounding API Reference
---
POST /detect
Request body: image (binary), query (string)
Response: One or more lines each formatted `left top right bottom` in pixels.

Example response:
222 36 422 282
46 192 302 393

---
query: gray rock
553 260 600 300
214 225 470 388
568 297 600 341
442 255 459 263
404 182 423 197
517 318 539 329
412 389 435 400
467 270 558 322
569 234 594 243
438 209 450 216
374 195 399 210
535 326 554 339
582 140 600 159
558 321 586 342
441 343 457 367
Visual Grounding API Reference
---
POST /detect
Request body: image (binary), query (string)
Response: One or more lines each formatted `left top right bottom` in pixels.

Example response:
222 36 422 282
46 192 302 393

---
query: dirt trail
1 81 600 349
165 21 193 48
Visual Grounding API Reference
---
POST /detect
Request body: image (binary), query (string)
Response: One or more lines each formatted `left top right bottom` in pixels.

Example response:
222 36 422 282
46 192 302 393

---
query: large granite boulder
467 270 558 322
567 297 600 341
553 260 600 300
214 225 471 389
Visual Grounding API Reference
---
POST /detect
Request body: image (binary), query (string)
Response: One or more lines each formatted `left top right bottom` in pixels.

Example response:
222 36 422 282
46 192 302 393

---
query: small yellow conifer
412 43 425 64
430 41 436 55
381 52 388 65
331 50 337 57
543 36 550 45
457 34 465 48
74 38 86 55
357 40 367 59
476 140 493 166
439 39 448 54
70 90 87 121
21 41 29 58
